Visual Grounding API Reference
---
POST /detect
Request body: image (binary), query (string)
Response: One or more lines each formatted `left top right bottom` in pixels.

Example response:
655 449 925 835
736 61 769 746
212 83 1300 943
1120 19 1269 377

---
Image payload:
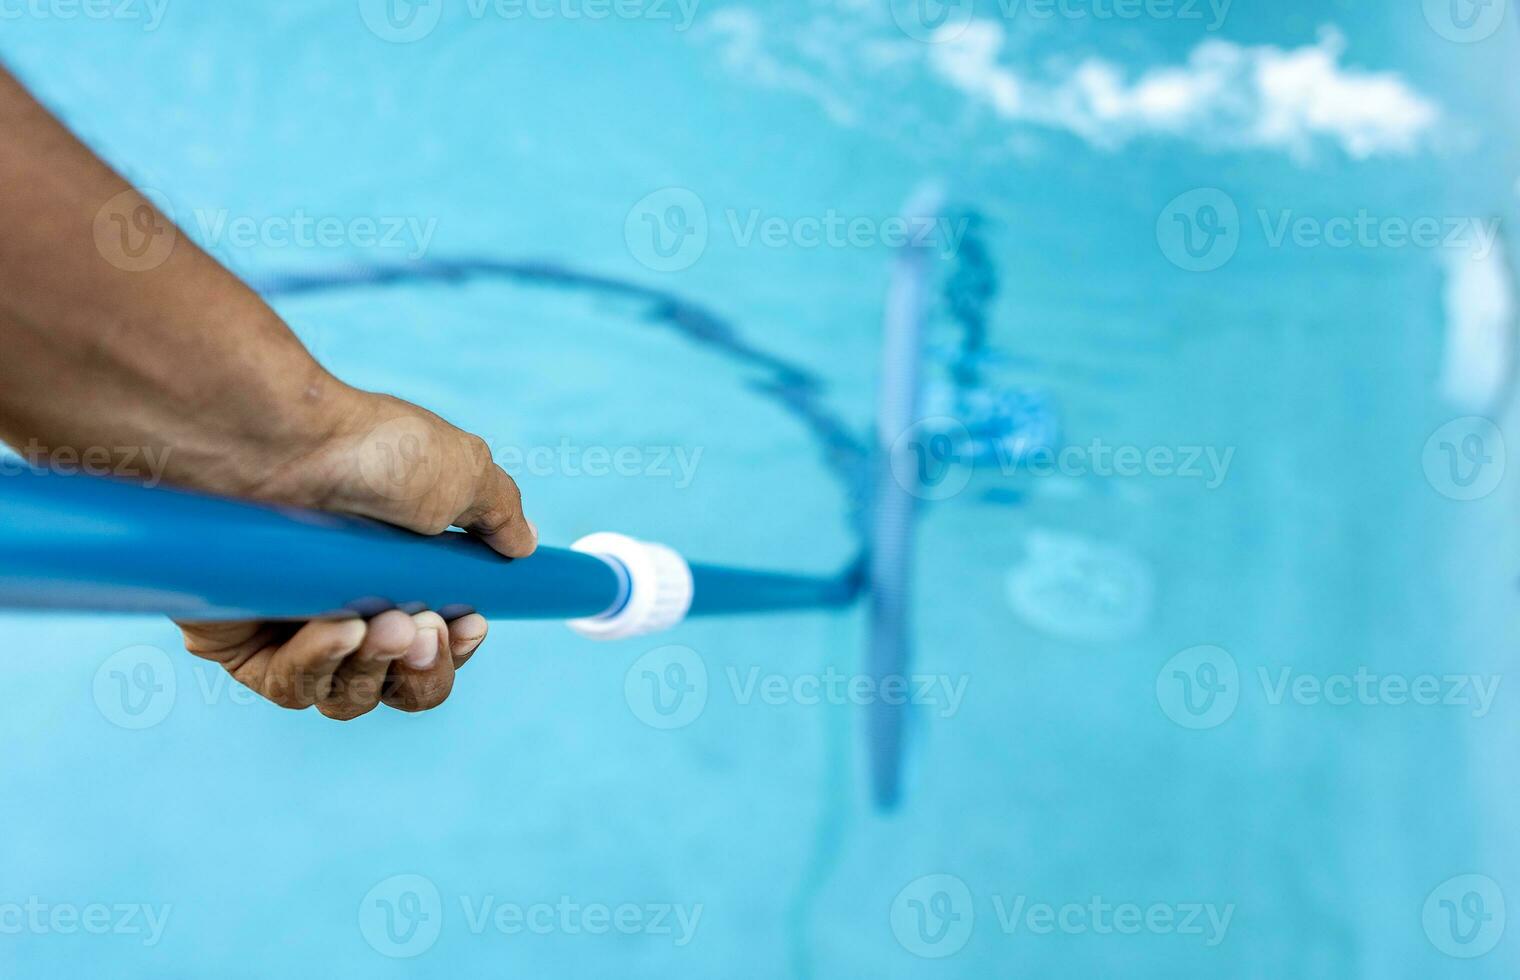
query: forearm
0 65 352 491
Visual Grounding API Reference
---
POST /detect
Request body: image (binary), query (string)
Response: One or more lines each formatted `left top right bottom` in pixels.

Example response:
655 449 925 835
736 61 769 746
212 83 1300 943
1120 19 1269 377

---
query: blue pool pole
0 468 856 634
865 183 944 810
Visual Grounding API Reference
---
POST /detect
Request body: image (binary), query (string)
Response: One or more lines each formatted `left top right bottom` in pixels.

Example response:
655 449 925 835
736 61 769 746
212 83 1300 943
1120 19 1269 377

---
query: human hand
0 67 536 719
176 389 536 719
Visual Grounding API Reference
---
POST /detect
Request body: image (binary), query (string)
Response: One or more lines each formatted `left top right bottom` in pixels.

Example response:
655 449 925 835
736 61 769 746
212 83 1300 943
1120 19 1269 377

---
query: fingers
381 611 456 713
178 620 276 668
178 609 481 719
457 461 538 559
212 618 366 709
316 609 416 721
447 613 488 669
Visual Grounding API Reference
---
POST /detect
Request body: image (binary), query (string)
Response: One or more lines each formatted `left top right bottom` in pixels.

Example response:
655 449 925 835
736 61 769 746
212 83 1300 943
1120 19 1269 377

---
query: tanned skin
0 66 537 719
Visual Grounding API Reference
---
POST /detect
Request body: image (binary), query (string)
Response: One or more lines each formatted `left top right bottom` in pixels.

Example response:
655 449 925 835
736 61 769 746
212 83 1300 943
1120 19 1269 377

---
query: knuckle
335 673 387 705
412 610 448 633
463 434 492 466
387 677 454 713
364 611 418 657
268 689 311 710
407 499 458 536
496 471 524 507
469 507 516 537
264 674 317 710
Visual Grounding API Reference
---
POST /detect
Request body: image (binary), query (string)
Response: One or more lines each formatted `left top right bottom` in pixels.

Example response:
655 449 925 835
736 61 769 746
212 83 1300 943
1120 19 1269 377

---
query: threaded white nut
567 532 693 640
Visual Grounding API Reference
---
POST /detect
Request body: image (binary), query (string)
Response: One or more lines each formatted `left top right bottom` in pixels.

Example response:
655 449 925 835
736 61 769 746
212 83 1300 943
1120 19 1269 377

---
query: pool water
2 2 1519 976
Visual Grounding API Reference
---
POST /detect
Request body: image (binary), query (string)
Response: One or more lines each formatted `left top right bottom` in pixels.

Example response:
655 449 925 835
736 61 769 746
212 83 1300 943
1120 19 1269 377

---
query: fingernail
528 521 539 547
403 628 439 670
337 619 368 650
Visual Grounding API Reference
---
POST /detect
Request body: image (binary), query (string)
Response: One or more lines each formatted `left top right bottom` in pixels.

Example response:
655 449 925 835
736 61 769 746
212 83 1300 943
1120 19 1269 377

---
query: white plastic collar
567 532 693 640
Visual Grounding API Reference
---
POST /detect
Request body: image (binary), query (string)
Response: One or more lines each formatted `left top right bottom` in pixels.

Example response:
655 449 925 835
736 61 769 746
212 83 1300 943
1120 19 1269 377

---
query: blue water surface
1 1 1519 976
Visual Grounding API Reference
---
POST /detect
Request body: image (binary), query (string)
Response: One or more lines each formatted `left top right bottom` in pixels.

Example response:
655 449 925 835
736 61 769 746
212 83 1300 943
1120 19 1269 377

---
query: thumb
332 401 539 557
455 457 538 559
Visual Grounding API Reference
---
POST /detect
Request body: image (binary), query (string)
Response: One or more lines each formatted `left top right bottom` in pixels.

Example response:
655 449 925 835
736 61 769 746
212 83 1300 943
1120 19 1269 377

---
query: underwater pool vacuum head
862 182 945 811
